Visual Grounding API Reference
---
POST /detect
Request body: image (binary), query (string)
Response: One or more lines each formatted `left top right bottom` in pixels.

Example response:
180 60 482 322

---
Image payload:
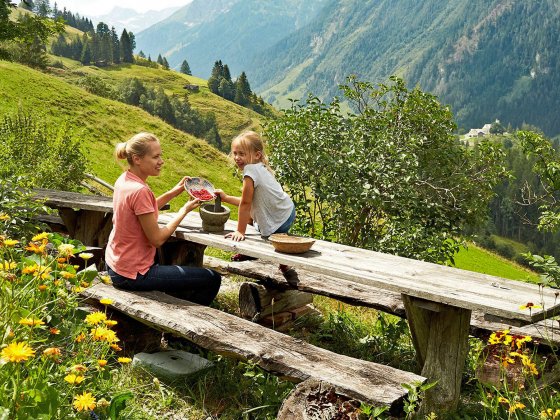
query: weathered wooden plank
159 212 560 323
34 188 113 213
238 282 313 320
205 257 560 346
80 282 425 408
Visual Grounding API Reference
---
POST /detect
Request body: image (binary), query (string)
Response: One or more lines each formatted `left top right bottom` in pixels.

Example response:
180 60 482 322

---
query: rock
132 350 213 381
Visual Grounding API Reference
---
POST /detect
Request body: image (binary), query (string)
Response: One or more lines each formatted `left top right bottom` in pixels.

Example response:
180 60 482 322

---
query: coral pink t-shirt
105 171 158 279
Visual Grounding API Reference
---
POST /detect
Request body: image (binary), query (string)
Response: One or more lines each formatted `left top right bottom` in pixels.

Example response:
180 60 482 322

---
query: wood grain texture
81 282 425 407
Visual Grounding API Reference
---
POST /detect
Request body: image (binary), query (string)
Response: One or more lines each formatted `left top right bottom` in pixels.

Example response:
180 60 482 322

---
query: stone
132 350 213 380
199 204 230 232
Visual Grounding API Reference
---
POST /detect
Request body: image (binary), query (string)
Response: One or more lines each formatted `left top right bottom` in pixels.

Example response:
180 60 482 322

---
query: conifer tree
119 29 134 63
207 60 224 94
180 59 191 75
234 71 252 105
80 40 91 65
111 27 120 64
156 54 163 65
162 57 169 70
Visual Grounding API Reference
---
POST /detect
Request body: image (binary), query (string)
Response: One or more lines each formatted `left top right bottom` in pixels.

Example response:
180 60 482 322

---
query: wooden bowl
269 234 315 254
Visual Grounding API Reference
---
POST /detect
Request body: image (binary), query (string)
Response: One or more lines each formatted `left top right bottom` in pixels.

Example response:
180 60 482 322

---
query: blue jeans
107 264 221 306
274 205 296 234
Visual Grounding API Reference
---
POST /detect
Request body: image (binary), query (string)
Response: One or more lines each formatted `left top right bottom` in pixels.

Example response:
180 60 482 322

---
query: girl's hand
181 198 200 215
225 230 245 241
214 189 227 200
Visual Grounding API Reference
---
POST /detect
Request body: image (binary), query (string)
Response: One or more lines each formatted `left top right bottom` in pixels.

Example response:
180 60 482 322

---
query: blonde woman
105 132 221 305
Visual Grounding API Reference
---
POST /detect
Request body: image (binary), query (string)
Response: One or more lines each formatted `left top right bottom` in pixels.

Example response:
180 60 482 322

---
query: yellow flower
32 232 49 241
43 347 61 358
73 392 96 411
72 286 84 293
97 359 108 367
118 357 132 364
25 241 46 254
0 213 10 221
104 320 118 327
540 408 560 419
519 302 542 310
38 284 48 292
110 343 122 352
65 374 85 385
100 275 111 284
1 341 35 362
488 330 510 345
18 318 45 327
3 239 19 247
49 327 60 335
1 260 17 270
497 396 509 404
58 243 76 256
91 327 119 343
75 332 86 342
60 271 76 279
22 265 38 275
99 298 113 305
80 281 90 288
509 402 525 413
79 252 94 261
71 364 88 373
85 312 107 326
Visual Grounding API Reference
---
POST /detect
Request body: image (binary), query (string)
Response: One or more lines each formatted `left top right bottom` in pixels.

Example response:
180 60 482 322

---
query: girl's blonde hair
115 132 159 165
231 130 271 168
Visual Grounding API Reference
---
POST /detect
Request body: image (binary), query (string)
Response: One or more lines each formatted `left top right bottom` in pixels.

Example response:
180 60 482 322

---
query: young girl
217 131 297 279
105 132 221 305
218 130 295 241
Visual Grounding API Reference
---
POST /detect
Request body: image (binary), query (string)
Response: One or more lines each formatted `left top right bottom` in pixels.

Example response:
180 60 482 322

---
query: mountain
90 6 182 35
135 0 328 76
135 0 560 138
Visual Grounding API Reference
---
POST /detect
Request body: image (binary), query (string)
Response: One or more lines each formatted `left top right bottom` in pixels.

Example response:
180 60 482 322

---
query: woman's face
134 141 163 177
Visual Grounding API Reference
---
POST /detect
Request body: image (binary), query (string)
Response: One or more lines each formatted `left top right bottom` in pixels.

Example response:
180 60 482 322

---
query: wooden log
81 282 426 410
402 295 471 416
239 282 313 321
157 238 206 267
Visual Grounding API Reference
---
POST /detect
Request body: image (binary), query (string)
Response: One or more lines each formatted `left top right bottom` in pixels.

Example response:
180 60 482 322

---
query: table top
163 212 560 324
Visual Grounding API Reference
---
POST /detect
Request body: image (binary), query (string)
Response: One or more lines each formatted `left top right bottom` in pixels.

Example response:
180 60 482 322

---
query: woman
105 132 221 305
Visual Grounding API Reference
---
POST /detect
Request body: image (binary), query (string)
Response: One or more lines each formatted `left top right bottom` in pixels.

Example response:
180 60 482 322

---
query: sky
51 0 191 16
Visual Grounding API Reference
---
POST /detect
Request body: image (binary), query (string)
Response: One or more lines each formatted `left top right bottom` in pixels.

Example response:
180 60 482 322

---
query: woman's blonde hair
115 132 159 165
231 130 270 168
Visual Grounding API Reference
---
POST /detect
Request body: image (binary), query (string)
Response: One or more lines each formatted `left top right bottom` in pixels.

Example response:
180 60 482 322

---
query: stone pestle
214 194 221 212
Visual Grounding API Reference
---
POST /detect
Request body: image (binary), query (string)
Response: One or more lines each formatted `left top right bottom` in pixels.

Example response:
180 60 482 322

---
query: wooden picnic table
34 188 560 414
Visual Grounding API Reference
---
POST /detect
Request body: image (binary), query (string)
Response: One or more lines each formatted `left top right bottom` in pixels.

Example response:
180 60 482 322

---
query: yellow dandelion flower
25 242 46 254
509 402 525 413
60 271 76 279
72 286 84 293
110 343 122 352
0 213 10 221
1 341 35 362
79 252 94 261
85 312 107 326
65 374 85 385
43 347 61 358
73 392 96 411
497 396 509 404
100 275 111 284
58 243 75 257
91 327 119 343
99 298 113 305
57 257 67 263
18 318 45 327
118 357 132 364
53 280 61 286
80 281 90 288
4 239 19 247
22 265 38 275
1 260 17 270
104 320 118 327
97 359 108 367
32 232 49 241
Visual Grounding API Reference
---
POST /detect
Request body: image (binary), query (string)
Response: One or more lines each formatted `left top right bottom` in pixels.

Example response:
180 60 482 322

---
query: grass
453 241 540 283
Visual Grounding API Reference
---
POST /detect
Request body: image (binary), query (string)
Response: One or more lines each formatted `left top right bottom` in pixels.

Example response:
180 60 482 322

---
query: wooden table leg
157 238 207 267
402 295 471 416
58 208 112 247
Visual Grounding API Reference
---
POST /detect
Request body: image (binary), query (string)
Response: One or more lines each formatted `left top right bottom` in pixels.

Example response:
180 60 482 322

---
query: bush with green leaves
265 76 508 263
0 110 88 190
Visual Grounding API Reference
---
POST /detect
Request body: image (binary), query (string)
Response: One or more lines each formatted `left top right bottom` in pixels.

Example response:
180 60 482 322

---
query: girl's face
231 140 261 170
133 141 163 179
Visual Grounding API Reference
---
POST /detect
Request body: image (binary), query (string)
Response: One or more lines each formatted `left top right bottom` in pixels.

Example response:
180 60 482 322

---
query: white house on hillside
465 121 498 138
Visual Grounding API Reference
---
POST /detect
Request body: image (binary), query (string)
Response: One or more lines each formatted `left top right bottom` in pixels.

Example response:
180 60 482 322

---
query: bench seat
81 282 425 410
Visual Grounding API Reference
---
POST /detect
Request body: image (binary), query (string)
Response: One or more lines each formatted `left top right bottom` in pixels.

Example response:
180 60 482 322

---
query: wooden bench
35 188 560 415
205 256 560 346
81 282 424 412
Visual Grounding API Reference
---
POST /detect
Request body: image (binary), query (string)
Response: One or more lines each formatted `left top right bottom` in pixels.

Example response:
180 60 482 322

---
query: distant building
183 84 200 92
465 121 498 138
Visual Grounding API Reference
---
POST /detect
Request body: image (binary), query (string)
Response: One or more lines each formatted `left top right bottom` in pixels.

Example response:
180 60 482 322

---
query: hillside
0 60 243 207
135 0 328 76
137 0 560 138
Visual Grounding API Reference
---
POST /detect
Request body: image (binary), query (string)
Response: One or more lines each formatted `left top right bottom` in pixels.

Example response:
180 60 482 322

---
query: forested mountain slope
252 0 560 136
135 0 328 77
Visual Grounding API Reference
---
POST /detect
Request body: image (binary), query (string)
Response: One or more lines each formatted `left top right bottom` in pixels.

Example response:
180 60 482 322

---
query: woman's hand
172 176 191 196
225 230 245 241
181 198 200 215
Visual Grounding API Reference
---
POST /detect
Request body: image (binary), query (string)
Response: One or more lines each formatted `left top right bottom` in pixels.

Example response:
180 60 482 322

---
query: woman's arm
225 177 254 241
138 198 200 247
156 176 189 209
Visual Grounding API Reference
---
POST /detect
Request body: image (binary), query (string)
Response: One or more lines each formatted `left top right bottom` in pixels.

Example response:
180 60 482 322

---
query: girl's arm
138 198 200 247
225 177 254 241
156 176 189 209
215 189 241 207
